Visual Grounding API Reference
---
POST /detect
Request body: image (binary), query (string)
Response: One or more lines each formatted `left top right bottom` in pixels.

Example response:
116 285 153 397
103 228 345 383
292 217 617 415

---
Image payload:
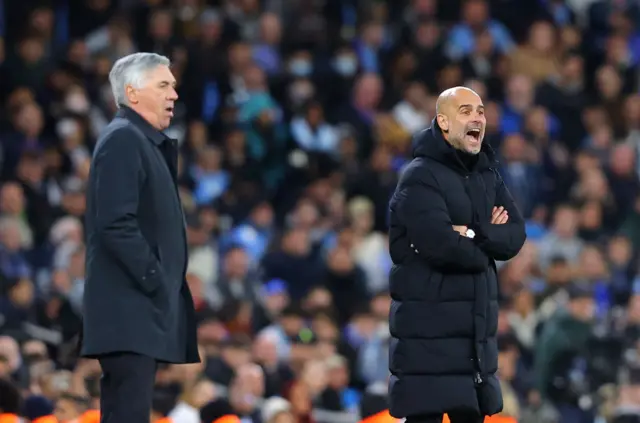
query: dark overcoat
81 106 199 364
387 120 526 418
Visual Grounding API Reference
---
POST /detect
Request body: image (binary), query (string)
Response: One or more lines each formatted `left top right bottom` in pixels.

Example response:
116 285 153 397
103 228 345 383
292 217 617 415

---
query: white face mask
333 55 358 76
288 59 313 77
65 94 89 114
56 119 79 139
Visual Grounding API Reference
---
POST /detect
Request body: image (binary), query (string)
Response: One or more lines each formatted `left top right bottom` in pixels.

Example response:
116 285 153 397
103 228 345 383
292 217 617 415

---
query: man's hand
452 225 468 236
491 206 509 224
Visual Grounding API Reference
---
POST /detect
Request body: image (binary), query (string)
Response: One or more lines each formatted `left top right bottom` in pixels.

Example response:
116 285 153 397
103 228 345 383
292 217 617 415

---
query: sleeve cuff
471 222 490 244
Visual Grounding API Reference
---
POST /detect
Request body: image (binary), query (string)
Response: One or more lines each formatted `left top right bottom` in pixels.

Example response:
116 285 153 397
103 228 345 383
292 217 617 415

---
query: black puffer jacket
387 120 526 418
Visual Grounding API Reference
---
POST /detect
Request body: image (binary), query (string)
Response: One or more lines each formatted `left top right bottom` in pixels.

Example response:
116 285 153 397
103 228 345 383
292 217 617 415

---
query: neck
455 145 480 168
127 105 161 130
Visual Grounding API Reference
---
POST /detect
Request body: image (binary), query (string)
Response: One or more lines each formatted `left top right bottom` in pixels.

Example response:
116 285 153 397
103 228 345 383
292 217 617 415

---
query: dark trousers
405 412 484 423
99 352 157 423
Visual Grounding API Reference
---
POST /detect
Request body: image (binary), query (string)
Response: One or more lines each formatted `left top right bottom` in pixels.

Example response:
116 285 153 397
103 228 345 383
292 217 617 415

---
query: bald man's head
435 86 480 115
435 86 486 155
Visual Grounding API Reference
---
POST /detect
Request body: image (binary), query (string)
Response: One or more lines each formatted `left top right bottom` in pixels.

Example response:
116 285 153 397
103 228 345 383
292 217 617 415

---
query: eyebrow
159 80 177 87
458 104 485 111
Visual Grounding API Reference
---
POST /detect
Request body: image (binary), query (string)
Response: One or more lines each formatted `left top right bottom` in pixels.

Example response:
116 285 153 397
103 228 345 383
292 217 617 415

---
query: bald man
387 87 526 423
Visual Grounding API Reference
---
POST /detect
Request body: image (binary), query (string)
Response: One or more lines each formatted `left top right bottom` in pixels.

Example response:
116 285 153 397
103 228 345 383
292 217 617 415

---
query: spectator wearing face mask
291 100 340 156
286 51 314 80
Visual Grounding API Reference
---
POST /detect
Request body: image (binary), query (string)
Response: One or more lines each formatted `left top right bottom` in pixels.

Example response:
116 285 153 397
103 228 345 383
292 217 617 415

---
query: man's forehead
437 86 482 114
452 89 483 108
149 65 176 83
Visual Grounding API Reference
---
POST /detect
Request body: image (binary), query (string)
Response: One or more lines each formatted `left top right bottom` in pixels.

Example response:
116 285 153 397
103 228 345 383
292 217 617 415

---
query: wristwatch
465 228 476 239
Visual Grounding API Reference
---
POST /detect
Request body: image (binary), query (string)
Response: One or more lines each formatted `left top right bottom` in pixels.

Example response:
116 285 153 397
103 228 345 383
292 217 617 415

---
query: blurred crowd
0 0 639 422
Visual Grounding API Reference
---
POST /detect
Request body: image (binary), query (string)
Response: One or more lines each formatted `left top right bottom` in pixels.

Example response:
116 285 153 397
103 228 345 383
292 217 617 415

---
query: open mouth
466 128 481 142
165 106 174 116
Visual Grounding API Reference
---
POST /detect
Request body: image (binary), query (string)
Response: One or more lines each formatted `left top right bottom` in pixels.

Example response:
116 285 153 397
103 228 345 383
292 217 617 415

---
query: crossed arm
455 177 527 261
393 170 490 272
394 168 526 268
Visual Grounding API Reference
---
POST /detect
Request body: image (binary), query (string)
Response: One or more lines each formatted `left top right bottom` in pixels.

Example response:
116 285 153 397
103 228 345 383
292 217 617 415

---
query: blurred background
0 0 639 422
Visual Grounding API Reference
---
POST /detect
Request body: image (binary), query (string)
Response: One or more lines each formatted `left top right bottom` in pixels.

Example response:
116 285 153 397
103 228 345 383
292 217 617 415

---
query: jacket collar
411 118 498 173
116 105 168 146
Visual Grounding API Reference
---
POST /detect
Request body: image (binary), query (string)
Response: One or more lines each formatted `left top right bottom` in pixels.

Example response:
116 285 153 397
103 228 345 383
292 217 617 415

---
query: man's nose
168 87 178 100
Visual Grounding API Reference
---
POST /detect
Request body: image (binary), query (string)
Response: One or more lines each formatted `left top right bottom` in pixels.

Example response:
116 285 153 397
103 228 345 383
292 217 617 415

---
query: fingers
452 225 468 235
490 206 501 224
491 206 508 224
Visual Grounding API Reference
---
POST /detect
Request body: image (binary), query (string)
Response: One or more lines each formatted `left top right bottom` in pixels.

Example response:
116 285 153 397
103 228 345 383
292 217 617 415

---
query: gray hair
109 52 171 107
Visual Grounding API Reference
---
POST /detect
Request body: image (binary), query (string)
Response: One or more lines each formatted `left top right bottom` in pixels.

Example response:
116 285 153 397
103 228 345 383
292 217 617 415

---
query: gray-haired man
81 52 199 423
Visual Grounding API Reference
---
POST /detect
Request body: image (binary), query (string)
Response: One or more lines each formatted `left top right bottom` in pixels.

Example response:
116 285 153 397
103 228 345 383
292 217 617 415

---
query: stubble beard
451 135 481 155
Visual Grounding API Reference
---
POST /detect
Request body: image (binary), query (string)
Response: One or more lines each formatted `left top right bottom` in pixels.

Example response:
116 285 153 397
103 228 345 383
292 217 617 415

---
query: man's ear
125 85 138 104
437 114 449 133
